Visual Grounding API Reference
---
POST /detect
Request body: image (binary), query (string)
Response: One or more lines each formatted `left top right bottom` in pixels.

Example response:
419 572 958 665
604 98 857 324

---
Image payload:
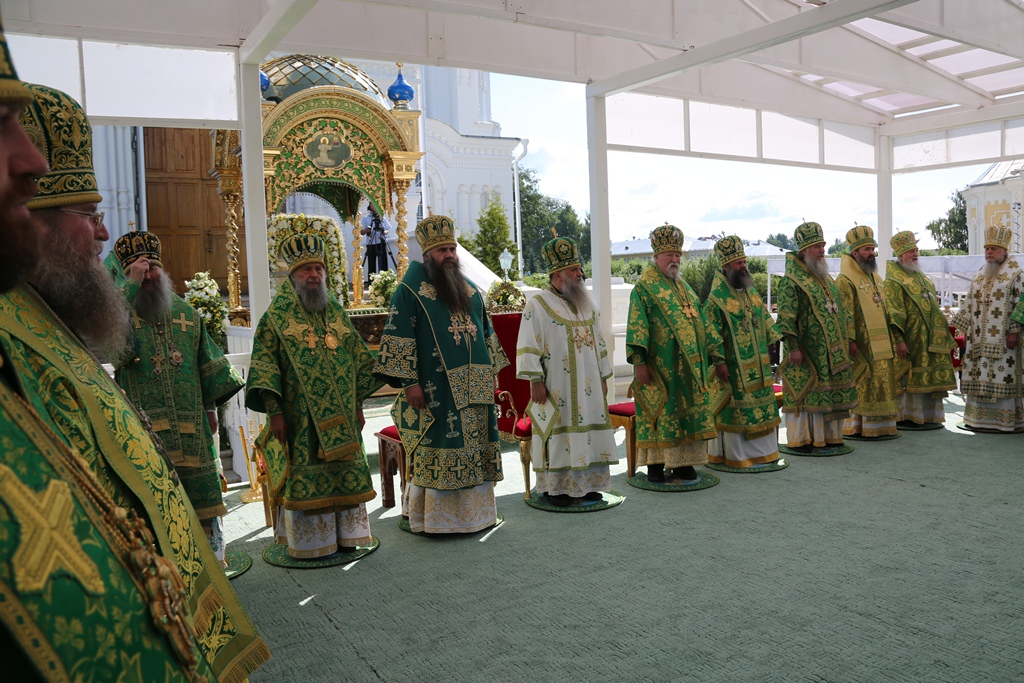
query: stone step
220 447 242 485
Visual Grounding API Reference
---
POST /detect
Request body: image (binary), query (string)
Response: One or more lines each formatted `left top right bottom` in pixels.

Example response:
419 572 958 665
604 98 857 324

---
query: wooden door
144 128 248 295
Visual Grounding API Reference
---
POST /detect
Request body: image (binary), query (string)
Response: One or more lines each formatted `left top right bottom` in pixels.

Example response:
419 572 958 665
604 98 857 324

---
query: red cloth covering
491 312 532 438
950 325 964 368
379 424 400 440
608 402 635 417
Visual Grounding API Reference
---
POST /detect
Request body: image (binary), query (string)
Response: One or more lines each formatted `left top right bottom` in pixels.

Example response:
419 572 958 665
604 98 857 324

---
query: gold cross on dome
172 313 194 333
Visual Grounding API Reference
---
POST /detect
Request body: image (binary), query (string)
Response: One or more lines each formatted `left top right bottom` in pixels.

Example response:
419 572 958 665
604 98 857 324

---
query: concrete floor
225 393 1024 682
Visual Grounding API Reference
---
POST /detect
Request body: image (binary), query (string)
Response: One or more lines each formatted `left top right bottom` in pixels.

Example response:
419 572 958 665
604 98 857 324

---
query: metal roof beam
586 0 919 98
881 0 1024 60
239 0 319 65
882 96 1024 135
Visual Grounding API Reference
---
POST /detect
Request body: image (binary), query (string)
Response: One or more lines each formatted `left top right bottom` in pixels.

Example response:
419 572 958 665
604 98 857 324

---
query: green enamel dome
260 54 389 108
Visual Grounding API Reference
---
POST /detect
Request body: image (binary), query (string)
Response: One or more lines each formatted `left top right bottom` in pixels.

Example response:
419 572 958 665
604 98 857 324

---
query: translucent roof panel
929 50 1018 76
967 67 1024 95
850 18 926 45
905 40 962 57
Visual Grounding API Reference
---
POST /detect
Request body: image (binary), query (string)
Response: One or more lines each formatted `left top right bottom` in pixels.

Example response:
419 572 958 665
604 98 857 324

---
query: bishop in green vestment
835 226 902 438
2 80 269 682
247 233 382 558
703 236 783 468
627 225 725 483
883 231 957 426
776 222 858 450
374 215 507 533
111 232 244 564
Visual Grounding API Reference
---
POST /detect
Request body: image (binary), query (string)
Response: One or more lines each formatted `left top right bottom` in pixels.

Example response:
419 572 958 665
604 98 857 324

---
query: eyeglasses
59 208 105 228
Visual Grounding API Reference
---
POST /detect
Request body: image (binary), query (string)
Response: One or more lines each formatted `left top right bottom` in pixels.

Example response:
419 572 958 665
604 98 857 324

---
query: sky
490 74 986 251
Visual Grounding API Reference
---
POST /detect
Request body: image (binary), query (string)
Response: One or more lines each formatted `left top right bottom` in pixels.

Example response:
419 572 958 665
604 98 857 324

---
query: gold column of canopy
211 129 250 327
351 210 365 305
393 180 410 278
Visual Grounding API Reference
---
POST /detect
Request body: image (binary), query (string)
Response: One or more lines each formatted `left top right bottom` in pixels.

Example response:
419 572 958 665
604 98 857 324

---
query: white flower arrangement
184 271 228 350
267 213 350 306
368 269 398 309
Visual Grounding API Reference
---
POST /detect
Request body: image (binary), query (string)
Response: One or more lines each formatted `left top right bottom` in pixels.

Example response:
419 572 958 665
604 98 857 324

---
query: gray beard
292 276 329 312
424 258 472 314
559 275 594 313
134 272 175 323
725 267 754 290
30 226 131 362
664 263 680 281
983 260 1004 280
855 254 877 274
900 259 921 273
800 253 830 280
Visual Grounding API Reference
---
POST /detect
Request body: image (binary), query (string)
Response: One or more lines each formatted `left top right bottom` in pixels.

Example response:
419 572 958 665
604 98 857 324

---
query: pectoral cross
304 326 318 350
151 350 165 375
172 313 194 333
825 298 839 315
130 312 143 329
448 315 477 345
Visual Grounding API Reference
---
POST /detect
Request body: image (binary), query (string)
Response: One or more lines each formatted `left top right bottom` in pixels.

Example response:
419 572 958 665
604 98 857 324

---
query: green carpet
224 548 252 579
779 443 854 457
706 458 788 474
524 491 624 512
262 538 380 568
627 470 719 491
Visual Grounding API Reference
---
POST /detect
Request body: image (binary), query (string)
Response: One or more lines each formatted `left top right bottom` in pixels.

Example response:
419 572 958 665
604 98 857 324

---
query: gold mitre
794 221 825 250
541 235 580 275
650 224 683 256
714 235 745 266
846 225 876 251
0 19 32 105
20 83 103 210
280 233 326 273
113 231 163 271
890 230 918 257
416 214 457 253
984 224 1012 251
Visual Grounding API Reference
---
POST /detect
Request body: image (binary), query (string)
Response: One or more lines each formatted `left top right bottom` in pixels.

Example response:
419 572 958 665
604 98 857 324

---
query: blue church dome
387 63 415 110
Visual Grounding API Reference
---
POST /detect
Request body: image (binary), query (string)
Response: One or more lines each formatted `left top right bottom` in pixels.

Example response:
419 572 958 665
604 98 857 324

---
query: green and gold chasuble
0 357 218 683
704 270 781 438
626 265 724 448
373 260 507 491
776 252 858 416
116 281 244 521
837 255 900 420
883 261 957 395
245 278 382 510
0 285 270 683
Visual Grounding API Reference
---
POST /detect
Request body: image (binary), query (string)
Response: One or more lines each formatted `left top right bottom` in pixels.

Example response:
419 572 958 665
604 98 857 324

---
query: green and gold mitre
0 19 31 104
650 224 683 255
280 233 326 273
891 230 918 257
541 235 580 274
714 235 745 266
113 231 163 271
416 214 457 253
20 84 103 210
846 224 876 251
794 221 825 250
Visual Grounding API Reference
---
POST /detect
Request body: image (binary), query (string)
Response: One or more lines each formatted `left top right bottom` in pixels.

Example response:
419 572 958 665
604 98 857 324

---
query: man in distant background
361 202 394 281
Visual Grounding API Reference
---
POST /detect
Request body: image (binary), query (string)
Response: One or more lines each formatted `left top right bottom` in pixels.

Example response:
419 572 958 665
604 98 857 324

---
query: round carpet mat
224 549 252 580
897 421 945 431
398 513 505 534
525 491 625 512
262 537 380 569
779 443 854 457
706 459 788 474
956 421 1024 434
627 470 719 492
843 432 901 442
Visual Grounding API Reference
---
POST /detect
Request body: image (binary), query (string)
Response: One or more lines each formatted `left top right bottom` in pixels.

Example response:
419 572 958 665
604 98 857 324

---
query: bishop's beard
559 274 594 313
799 252 830 280
983 259 1005 280
291 275 329 312
134 271 175 323
424 257 472 314
855 253 877 274
30 225 131 362
900 259 921 273
725 267 754 290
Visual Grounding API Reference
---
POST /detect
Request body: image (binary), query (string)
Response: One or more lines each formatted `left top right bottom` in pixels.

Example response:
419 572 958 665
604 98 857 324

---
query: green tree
518 167 589 274
826 238 850 256
926 189 968 253
766 233 796 251
680 255 720 303
462 200 520 279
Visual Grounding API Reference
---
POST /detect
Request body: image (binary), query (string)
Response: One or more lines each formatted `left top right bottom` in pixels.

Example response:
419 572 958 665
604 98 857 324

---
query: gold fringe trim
281 489 376 511
636 431 717 449
709 450 779 468
288 543 338 559
218 639 273 683
193 585 225 637
193 503 228 520
717 420 780 439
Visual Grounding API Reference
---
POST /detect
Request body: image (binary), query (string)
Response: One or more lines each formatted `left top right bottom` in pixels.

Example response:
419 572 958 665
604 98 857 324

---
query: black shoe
336 545 358 553
647 464 665 483
545 493 572 508
583 491 603 501
671 466 698 481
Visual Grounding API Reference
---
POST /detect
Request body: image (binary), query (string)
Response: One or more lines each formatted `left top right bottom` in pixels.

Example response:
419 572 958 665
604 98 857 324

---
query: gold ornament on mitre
984 224 1012 251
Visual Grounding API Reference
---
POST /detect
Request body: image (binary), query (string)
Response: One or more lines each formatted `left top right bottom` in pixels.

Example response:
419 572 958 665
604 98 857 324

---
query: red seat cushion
515 416 532 436
772 384 782 393
379 424 400 440
608 402 636 417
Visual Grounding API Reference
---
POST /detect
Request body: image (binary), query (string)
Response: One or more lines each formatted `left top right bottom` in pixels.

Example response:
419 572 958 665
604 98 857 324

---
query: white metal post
876 132 894 264
239 61 271 322
587 94 614 400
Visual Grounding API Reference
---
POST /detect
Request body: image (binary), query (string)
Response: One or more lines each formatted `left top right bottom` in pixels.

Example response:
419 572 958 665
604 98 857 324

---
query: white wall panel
606 93 685 150
689 101 756 157
762 112 818 164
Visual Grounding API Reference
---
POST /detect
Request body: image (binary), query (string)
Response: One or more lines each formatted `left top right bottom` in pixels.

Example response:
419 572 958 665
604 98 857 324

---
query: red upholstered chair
490 312 534 500
608 401 637 478
950 325 965 369
773 383 784 408
374 424 407 508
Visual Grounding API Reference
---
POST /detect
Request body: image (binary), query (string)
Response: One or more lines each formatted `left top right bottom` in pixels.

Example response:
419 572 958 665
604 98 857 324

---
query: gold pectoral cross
151 350 165 375
448 314 479 346
304 326 318 350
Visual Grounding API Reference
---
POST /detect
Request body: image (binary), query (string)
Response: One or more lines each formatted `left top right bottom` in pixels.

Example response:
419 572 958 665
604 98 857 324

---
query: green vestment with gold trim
776 252 858 416
883 260 957 395
704 270 782 437
0 352 219 683
245 278 382 510
626 265 724 448
115 281 243 521
373 260 507 490
0 285 270 683
836 256 900 421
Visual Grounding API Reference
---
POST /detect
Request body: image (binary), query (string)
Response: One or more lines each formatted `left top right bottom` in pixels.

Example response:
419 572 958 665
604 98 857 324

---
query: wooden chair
374 424 407 508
